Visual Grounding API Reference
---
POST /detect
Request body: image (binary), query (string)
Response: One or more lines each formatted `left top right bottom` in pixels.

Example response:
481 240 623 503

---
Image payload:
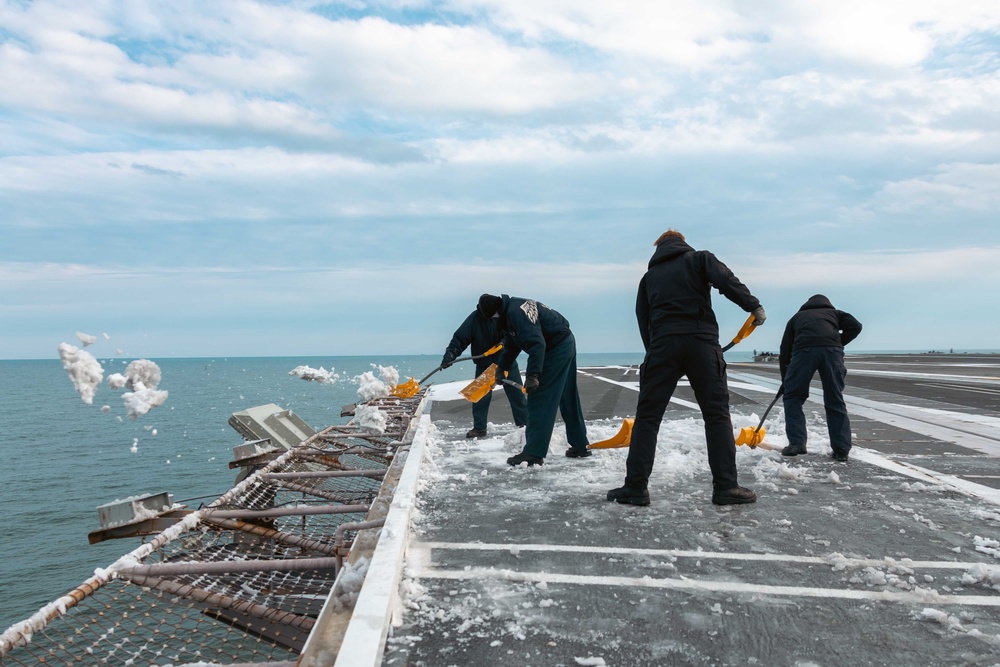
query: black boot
831 450 850 462
507 452 544 467
781 444 808 457
712 485 757 505
466 428 488 438
565 447 593 458
606 485 650 506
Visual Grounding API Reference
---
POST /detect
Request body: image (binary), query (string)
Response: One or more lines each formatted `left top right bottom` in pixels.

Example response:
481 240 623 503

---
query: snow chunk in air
58 342 104 405
109 359 168 419
289 365 339 384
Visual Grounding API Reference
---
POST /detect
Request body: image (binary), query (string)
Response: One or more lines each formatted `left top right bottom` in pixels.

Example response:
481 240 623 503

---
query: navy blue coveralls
495 295 589 458
444 310 528 431
626 238 761 491
779 295 862 456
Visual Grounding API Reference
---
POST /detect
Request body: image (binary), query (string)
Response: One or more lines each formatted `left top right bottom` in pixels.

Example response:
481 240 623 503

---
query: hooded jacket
496 294 572 376
636 236 760 349
779 294 863 376
443 310 504 366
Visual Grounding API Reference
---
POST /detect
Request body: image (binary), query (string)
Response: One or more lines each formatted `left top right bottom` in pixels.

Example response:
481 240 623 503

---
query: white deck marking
916 382 1000 396
578 370 701 410
413 541 980 570
850 448 1000 505
407 546 1000 607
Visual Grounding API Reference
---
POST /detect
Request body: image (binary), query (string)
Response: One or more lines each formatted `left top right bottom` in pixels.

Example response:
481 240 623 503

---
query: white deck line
328 413 431 667
406 559 1000 608
850 448 1000 506
413 541 980 570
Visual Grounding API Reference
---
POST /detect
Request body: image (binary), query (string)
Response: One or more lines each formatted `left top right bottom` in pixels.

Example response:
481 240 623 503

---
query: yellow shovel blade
460 364 498 403
588 418 634 449
390 377 421 398
736 426 766 447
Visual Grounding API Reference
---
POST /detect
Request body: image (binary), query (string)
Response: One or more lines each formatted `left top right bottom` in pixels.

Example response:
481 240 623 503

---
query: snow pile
57 342 104 404
973 535 1000 559
289 365 339 384
332 557 371 611
916 608 966 632
352 404 388 433
354 365 400 402
961 563 1000 591
112 359 169 419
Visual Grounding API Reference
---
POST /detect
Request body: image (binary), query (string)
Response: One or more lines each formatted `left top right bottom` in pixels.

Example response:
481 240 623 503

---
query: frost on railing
0 393 423 667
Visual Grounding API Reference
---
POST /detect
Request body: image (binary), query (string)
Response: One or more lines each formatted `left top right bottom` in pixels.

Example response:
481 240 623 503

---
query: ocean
0 352 660 630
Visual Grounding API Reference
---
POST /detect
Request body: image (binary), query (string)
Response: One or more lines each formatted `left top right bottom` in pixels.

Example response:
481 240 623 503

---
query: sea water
0 351 691 630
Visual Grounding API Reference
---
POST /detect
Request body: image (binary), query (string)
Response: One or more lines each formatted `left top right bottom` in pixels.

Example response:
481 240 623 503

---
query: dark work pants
782 346 851 454
625 336 738 490
472 359 528 430
522 334 589 458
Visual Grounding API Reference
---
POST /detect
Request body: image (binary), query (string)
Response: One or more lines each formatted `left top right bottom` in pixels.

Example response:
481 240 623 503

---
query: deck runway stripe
578 371 701 411
412 541 981 570
916 382 1000 396
406 563 1000 608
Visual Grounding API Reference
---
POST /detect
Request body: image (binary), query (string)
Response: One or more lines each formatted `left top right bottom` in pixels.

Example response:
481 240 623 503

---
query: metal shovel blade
588 418 634 449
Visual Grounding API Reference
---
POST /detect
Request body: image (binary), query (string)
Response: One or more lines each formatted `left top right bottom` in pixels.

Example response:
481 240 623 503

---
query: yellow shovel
736 386 783 448
459 364 525 403
391 343 503 398
721 313 758 352
587 418 635 449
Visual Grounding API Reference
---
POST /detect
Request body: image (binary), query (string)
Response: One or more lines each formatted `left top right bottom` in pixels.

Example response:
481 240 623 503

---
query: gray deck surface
384 354 1000 667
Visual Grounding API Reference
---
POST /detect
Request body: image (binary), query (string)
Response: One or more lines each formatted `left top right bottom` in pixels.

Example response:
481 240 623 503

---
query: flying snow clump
58 342 104 405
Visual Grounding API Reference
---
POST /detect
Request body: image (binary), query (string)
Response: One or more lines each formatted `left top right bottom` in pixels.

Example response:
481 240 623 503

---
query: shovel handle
501 378 527 394
721 314 757 352
753 385 784 431
419 343 505 384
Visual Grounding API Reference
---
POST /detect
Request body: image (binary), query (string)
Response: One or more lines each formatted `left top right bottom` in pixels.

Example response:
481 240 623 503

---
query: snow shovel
460 363 504 403
721 314 758 352
736 385 784 448
588 418 634 449
391 343 503 398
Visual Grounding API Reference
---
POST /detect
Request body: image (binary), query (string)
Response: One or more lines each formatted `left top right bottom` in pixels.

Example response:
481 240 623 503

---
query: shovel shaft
418 343 504 384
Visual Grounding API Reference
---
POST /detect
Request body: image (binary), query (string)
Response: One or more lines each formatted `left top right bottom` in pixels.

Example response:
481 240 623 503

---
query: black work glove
440 353 456 369
524 373 540 394
752 306 766 326
494 366 507 385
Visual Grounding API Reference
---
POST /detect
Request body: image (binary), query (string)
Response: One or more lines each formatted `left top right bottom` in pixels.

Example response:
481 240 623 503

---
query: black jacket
779 295 863 376
496 295 572 376
444 310 504 365
636 237 760 349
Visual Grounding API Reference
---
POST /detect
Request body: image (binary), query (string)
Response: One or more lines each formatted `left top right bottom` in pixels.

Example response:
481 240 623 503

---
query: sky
2 0 1000 360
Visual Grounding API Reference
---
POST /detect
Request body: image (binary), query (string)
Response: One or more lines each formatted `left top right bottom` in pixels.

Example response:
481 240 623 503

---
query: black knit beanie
477 294 502 318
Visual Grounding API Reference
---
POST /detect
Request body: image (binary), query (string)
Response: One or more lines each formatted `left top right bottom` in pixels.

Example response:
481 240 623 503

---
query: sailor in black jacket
477 294 590 466
778 294 862 461
608 229 765 507
442 301 528 438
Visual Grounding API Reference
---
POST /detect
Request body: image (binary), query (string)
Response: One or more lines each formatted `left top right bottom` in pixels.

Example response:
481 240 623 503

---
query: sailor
778 294 862 461
441 298 528 438
607 229 765 506
477 294 590 466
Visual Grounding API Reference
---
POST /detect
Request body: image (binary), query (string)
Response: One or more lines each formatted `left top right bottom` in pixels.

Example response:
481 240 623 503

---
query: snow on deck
382 364 1000 667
